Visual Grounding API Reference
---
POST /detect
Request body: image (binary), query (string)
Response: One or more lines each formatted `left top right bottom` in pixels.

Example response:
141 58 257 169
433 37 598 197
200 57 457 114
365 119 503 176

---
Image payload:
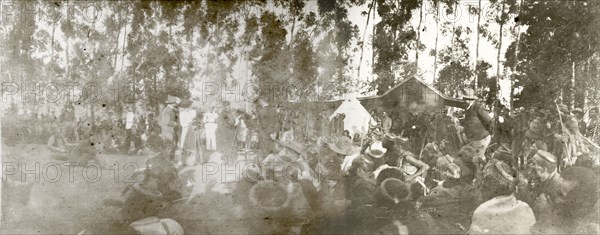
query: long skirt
182 127 201 164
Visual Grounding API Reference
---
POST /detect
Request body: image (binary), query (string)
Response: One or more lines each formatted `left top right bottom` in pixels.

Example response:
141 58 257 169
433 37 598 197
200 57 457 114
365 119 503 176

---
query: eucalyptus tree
370 0 421 95
509 0 600 108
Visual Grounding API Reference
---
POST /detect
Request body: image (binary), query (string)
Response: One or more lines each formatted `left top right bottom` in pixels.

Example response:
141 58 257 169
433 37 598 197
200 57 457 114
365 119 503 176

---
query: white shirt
125 112 135 129
203 111 218 124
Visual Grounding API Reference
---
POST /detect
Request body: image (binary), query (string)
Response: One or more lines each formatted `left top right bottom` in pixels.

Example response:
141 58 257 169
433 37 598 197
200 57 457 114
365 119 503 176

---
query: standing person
586 107 599 139
291 110 303 141
122 106 141 154
494 107 513 146
157 96 180 147
245 111 259 150
382 111 392 134
553 104 581 168
234 110 248 149
256 99 279 152
572 108 586 136
458 96 493 183
369 110 380 131
178 100 197 165
203 106 219 151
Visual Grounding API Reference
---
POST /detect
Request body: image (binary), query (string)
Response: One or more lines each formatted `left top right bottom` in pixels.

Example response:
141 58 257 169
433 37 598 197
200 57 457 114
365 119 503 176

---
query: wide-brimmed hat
249 181 288 211
166 95 181 104
279 140 308 158
380 178 411 204
365 141 387 158
328 137 360 156
572 108 583 115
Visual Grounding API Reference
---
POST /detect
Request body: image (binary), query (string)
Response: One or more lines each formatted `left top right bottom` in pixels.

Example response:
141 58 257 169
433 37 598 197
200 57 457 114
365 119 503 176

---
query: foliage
370 0 422 95
510 0 600 108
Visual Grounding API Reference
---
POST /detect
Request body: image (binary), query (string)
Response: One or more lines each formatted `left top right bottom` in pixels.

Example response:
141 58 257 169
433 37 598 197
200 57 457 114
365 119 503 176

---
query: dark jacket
145 155 183 201
460 101 492 142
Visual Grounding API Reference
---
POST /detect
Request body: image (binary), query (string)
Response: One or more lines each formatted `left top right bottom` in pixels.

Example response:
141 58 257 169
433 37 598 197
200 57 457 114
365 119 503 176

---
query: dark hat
249 181 288 211
379 178 411 204
375 167 404 184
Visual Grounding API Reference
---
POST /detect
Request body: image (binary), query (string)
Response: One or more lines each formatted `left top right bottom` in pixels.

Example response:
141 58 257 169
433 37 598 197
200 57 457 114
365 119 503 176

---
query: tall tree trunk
450 3 457 52
114 3 122 72
494 1 506 124
121 24 128 71
510 0 523 112
415 0 423 68
357 0 374 80
289 1 296 47
474 0 482 93
65 36 70 79
433 2 440 84
51 20 56 62
371 0 376 74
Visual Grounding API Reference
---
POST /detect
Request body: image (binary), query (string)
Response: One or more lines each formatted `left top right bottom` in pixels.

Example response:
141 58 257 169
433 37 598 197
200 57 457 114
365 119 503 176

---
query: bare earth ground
1 143 257 234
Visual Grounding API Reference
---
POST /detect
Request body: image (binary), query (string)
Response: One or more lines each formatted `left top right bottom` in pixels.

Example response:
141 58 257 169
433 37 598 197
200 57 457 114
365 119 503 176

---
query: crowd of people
2 96 600 234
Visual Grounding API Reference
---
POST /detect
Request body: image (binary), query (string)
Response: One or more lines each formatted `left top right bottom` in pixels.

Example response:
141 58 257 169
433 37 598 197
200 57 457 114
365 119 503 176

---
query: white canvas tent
329 97 375 138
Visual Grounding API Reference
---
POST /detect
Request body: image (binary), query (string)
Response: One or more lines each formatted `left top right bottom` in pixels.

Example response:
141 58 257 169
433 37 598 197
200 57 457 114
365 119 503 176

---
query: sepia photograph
0 0 599 234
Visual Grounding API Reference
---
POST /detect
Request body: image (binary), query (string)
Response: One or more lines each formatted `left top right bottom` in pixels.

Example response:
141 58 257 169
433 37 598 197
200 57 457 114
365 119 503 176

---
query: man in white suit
203 106 219 151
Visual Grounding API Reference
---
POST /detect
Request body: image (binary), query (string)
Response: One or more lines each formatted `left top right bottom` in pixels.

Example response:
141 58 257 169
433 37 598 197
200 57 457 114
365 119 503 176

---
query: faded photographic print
1 0 599 234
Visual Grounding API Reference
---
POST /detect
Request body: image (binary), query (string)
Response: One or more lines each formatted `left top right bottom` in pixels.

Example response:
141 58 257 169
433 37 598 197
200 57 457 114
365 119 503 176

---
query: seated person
52 136 106 168
381 139 429 183
469 159 536 234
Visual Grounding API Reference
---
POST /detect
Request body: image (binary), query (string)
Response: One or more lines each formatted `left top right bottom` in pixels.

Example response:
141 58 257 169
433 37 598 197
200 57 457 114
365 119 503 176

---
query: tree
509 0 600 108
3 1 41 84
435 18 474 97
370 0 422 95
